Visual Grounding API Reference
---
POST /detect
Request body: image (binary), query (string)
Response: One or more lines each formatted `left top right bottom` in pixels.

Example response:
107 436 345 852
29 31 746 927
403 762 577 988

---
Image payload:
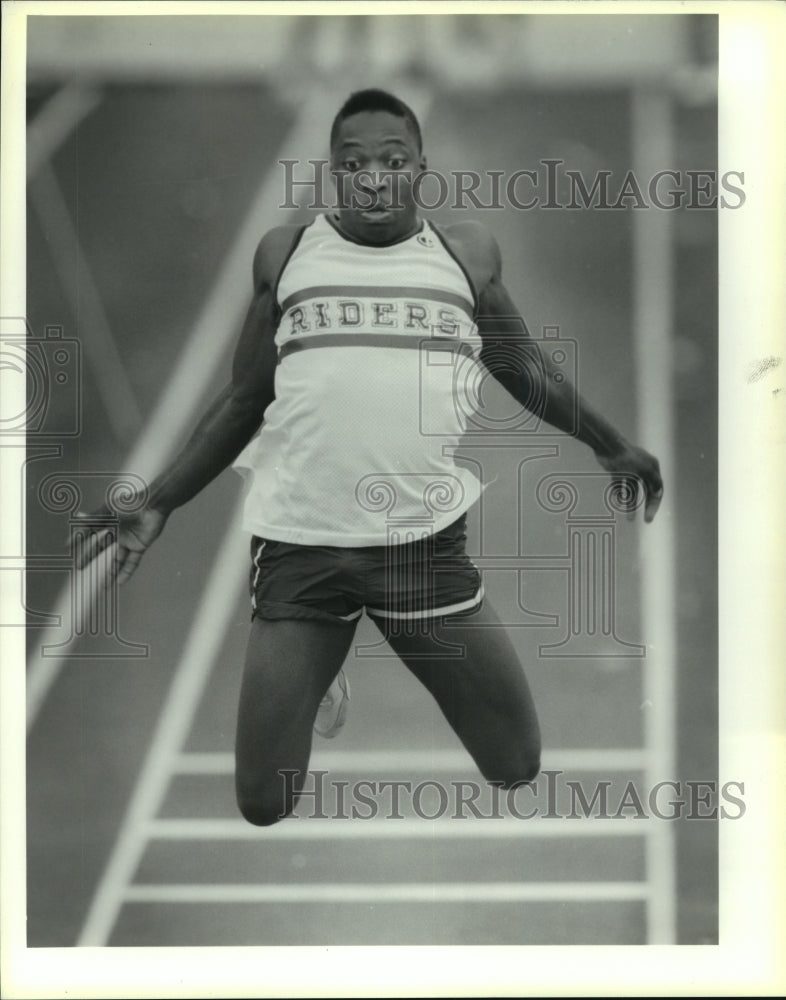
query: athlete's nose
366 163 390 191
354 167 389 210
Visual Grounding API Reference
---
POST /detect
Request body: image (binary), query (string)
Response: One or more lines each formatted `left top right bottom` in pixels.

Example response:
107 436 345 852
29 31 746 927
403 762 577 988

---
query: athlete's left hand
595 442 663 523
72 502 169 584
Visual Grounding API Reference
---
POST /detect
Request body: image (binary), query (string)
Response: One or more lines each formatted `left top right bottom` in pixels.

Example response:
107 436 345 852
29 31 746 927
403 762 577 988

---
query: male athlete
80 90 663 826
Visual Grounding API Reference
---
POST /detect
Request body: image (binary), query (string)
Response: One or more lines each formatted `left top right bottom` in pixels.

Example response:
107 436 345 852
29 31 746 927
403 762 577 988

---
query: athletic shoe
314 669 350 739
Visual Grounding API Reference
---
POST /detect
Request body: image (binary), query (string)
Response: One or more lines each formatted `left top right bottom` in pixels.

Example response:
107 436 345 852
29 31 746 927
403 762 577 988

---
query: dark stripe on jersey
272 221 313 314
429 224 480 318
279 285 474 319
278 333 477 361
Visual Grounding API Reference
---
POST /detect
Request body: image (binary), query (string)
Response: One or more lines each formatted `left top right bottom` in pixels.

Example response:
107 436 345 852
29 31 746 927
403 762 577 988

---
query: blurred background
23 12 718 947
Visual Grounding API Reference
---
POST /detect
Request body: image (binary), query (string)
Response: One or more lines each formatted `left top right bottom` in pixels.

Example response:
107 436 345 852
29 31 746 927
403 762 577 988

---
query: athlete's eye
388 157 406 170
342 159 361 172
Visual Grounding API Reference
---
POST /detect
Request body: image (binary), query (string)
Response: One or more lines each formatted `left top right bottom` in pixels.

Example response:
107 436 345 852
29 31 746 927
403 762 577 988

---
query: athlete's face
330 111 426 245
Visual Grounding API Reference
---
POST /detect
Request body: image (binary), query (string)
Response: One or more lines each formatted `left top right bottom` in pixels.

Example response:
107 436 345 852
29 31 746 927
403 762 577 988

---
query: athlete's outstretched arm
477 256 663 523
146 285 278 516
77 241 281 583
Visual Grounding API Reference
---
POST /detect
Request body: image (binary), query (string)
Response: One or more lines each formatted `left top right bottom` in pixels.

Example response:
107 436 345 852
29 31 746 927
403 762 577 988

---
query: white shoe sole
314 670 350 739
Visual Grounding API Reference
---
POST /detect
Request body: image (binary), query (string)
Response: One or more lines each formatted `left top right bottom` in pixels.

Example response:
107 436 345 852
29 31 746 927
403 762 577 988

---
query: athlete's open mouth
360 205 394 220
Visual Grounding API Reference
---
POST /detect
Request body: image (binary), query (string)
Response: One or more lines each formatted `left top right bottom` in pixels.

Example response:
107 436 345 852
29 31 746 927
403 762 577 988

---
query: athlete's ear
419 153 427 171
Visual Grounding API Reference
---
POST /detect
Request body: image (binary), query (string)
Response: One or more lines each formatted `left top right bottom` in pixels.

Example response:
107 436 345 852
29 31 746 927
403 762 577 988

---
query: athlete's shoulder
435 219 497 247
432 219 501 290
252 223 310 291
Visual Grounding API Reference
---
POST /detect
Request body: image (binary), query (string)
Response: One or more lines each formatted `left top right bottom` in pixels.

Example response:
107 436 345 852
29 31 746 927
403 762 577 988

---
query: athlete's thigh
235 616 357 820
371 601 541 784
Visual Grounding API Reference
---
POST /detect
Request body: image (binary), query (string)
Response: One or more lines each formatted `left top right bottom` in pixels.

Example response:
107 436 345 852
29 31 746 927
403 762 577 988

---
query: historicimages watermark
280 159 745 212
278 770 746 821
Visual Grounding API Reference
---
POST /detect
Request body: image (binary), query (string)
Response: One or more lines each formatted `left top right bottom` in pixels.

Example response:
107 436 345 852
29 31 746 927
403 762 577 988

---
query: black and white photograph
1 1 784 996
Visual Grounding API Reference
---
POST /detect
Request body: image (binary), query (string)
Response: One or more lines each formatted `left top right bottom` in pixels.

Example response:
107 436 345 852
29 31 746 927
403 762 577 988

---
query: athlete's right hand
73 505 169 585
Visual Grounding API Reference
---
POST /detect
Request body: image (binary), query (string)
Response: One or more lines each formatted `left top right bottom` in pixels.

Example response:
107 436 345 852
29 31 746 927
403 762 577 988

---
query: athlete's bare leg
371 601 541 787
235 617 357 826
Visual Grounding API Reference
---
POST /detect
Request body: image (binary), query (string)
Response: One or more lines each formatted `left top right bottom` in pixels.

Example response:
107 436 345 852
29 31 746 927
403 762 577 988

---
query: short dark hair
330 89 422 153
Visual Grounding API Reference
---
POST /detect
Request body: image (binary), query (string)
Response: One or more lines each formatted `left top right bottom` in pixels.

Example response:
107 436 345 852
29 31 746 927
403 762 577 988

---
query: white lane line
123 881 649 904
76 508 248 947
147 818 649 841
632 88 678 946
25 86 346 732
174 748 649 774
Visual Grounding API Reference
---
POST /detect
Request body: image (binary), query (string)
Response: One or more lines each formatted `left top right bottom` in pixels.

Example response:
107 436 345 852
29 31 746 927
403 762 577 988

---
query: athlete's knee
236 790 292 827
493 761 540 789
236 775 297 827
509 750 541 787
483 741 541 788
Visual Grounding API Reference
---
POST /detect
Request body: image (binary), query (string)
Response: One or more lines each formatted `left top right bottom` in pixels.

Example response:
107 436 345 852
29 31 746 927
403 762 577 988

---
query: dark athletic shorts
249 514 483 625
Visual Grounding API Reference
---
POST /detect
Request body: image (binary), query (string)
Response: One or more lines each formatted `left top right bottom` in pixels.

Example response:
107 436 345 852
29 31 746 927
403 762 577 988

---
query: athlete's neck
327 213 423 248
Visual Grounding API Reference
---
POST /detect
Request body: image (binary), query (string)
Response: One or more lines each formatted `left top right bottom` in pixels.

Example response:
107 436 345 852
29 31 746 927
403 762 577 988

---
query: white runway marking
76 511 248 947
632 87 678 945
174 747 649 774
146 817 649 841
124 881 649 904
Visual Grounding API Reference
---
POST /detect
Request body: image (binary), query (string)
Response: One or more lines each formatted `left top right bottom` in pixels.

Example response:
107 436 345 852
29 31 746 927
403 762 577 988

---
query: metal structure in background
26 14 701 89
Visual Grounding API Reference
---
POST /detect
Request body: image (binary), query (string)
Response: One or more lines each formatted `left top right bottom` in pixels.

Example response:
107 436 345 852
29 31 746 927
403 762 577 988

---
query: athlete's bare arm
442 221 663 523
77 225 299 583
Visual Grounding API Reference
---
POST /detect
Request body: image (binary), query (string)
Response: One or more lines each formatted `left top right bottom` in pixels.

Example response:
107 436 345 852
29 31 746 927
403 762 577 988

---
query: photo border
2 1 784 996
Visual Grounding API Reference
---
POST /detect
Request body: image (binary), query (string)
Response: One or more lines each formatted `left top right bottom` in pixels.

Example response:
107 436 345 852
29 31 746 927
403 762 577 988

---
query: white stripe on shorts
250 540 266 612
366 584 484 621
337 609 364 622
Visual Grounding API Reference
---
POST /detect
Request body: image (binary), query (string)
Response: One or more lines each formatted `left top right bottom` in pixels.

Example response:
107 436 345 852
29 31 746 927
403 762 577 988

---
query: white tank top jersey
235 213 486 546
